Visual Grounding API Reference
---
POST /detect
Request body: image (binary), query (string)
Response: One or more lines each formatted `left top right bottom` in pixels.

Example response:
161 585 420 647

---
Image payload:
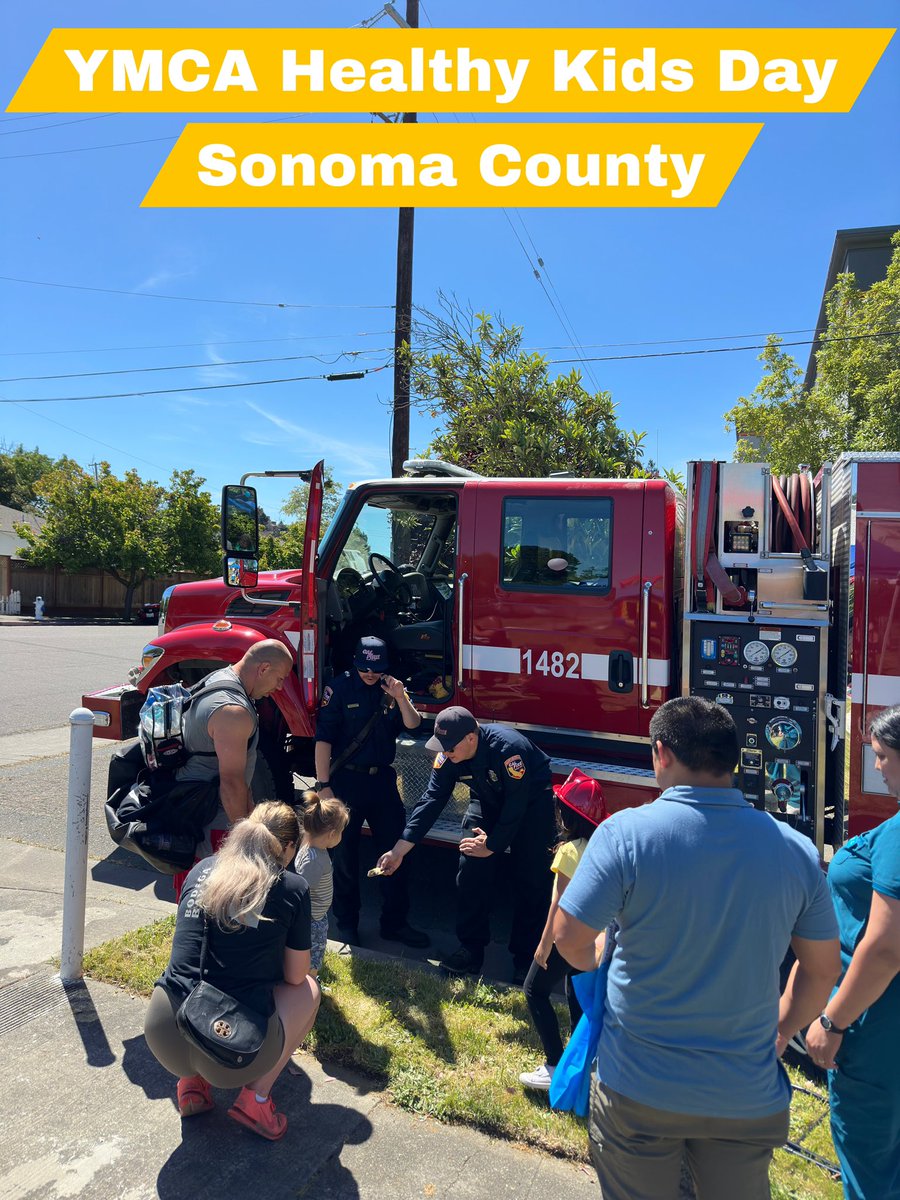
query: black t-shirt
159 856 311 1018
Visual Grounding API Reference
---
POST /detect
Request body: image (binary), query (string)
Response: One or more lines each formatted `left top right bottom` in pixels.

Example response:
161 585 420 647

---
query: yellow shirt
551 836 588 881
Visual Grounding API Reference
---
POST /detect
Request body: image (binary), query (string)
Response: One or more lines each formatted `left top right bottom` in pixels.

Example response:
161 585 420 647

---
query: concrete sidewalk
0 840 598 1199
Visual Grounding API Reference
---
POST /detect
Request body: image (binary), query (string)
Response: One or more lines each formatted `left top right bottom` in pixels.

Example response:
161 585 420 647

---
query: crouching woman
144 802 320 1140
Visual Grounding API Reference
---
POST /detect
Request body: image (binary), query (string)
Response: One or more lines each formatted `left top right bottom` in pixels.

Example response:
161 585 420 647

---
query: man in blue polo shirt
555 696 840 1200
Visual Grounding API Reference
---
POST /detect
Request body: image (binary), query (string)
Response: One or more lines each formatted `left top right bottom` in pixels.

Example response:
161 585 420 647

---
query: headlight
136 644 165 682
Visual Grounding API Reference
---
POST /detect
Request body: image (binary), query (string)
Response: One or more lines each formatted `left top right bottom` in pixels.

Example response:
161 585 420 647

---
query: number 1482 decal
522 648 581 678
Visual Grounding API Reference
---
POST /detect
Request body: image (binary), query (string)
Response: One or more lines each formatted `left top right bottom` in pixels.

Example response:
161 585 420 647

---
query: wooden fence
9 563 207 617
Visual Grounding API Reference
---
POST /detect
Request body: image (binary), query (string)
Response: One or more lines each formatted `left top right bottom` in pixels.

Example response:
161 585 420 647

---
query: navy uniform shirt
402 725 553 854
315 670 404 769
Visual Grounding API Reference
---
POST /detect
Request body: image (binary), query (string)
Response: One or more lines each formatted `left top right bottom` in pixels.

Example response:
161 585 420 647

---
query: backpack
138 676 249 771
104 763 219 875
104 672 250 872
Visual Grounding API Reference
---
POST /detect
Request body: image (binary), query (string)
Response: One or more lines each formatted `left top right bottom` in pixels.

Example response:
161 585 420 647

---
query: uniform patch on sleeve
433 752 446 769
321 686 333 708
504 755 526 780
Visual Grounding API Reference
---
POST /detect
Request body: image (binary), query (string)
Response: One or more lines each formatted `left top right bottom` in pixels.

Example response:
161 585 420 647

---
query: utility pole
389 0 419 479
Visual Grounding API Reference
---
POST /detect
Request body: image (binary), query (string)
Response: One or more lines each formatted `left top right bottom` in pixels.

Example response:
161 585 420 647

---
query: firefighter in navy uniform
314 637 429 949
378 706 555 983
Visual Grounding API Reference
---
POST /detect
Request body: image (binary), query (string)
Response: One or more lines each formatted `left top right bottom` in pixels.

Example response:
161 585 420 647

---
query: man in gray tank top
176 639 293 855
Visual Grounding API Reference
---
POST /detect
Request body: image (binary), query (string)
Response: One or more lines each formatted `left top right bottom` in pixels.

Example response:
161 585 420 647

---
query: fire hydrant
34 595 45 621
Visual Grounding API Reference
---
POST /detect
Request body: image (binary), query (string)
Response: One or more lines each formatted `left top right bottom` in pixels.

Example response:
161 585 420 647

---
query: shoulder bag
175 912 269 1069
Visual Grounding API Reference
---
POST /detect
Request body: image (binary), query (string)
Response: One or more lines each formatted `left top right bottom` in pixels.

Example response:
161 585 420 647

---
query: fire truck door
464 484 645 739
854 517 900 829
299 460 325 713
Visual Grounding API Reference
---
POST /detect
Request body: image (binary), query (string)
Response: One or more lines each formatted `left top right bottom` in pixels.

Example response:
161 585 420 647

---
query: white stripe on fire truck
851 673 900 707
462 645 670 685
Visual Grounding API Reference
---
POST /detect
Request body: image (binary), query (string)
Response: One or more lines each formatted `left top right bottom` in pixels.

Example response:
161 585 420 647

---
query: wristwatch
314 780 331 792
818 1012 848 1035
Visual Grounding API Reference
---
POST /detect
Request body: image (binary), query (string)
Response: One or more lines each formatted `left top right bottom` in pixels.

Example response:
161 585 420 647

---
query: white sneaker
519 1063 555 1091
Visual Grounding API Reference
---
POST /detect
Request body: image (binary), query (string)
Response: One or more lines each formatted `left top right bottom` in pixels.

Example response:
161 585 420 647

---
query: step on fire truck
84 453 900 850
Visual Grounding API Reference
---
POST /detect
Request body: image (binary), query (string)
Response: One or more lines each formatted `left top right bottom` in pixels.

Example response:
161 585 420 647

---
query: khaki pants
588 1077 789 1200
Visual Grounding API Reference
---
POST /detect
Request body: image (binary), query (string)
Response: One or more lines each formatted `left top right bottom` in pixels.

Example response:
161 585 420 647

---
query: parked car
137 601 160 624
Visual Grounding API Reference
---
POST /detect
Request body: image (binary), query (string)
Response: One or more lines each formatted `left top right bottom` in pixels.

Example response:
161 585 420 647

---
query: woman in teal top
806 705 900 1200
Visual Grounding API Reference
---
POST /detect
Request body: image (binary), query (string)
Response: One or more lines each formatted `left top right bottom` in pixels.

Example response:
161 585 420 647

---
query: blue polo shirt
560 786 838 1118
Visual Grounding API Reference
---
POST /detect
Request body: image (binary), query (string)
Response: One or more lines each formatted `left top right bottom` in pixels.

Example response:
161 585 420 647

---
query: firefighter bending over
379 706 556 984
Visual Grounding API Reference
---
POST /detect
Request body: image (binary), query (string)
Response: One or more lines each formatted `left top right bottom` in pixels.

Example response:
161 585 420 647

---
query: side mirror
224 555 259 590
221 484 259 557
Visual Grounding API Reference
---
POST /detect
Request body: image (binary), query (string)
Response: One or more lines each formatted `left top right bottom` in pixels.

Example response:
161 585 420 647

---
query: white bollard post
60 708 96 982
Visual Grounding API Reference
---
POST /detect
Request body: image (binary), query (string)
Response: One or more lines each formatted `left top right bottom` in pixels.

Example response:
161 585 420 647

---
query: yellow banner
141 122 761 209
7 28 892 114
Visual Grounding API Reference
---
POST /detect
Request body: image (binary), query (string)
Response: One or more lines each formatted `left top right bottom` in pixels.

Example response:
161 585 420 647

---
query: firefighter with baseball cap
314 636 429 949
378 705 556 983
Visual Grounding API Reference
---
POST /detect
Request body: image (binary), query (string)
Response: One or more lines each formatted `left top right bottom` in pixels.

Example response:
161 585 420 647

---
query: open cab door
220 462 326 714
300 461 326 713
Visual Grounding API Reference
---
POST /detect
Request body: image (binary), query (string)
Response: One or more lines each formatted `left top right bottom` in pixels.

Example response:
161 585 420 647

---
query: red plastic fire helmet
554 768 609 827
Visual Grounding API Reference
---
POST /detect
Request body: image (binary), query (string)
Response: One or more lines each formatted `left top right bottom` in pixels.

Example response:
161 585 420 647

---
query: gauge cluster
689 620 823 835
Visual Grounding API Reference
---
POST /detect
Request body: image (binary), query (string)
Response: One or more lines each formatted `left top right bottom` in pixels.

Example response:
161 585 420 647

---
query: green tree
0 443 71 513
257 469 342 571
407 300 646 478
725 233 900 472
15 463 219 618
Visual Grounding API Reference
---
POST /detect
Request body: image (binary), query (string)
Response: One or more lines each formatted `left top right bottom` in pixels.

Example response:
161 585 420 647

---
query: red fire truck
84 453 900 850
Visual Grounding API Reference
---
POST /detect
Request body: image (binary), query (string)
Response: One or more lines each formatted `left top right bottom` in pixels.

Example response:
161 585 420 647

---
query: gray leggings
144 986 284 1089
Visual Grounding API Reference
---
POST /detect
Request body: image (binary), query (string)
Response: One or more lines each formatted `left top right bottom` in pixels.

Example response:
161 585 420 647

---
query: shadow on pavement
153 1064 372 1199
63 979 117 1068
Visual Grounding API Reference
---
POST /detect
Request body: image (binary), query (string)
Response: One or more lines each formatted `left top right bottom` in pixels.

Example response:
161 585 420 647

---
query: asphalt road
0 621 151 736
0 621 517 972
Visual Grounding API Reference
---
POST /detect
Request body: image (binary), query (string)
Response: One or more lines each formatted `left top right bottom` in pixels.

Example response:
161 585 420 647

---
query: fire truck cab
84 454 900 850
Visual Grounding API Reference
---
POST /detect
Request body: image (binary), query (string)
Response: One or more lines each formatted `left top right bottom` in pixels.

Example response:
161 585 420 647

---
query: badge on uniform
434 752 446 769
488 769 499 783
321 686 333 707
504 755 526 780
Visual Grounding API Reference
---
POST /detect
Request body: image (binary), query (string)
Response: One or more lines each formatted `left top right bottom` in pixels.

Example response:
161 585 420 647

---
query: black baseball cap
353 636 389 673
426 705 478 752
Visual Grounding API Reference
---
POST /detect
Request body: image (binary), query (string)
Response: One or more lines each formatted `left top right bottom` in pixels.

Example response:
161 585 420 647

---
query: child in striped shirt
294 791 350 977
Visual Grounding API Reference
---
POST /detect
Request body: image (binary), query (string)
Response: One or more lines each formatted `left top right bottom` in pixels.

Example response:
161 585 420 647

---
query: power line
0 133 180 161
0 274 394 311
0 114 117 137
521 329 822 352
3 362 391 403
0 346 394 383
0 112 61 123
0 395 170 472
0 330 394 359
0 324 836 362
544 330 900 367
408 10 603 396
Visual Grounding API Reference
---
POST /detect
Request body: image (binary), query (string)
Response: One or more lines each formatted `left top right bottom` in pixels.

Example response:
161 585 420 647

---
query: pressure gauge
743 640 770 666
771 642 798 668
765 717 802 751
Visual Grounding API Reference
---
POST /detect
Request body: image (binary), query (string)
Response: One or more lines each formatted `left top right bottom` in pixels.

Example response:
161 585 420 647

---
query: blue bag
549 925 617 1117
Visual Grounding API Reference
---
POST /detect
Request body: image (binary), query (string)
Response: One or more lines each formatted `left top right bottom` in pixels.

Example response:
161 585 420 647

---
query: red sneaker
227 1087 287 1141
176 1075 213 1116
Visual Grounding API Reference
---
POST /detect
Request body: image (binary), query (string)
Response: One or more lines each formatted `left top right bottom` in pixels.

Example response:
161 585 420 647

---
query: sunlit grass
85 919 841 1193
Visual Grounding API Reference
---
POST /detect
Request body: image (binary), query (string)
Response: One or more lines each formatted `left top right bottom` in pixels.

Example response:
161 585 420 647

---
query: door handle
608 650 634 694
641 580 653 709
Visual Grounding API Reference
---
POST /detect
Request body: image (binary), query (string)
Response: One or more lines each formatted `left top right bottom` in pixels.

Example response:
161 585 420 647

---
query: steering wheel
368 553 413 607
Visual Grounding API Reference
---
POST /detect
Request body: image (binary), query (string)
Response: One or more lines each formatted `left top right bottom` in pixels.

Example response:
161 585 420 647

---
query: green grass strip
84 918 842 1196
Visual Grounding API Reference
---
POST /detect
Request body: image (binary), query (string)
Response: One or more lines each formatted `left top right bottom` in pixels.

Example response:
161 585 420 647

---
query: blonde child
519 770 608 1091
294 791 350 977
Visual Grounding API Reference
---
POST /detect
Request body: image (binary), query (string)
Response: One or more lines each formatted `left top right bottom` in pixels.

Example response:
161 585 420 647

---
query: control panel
688 620 822 838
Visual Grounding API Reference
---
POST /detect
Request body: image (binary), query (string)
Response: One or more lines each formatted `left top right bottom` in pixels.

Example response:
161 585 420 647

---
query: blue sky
1 1 897 516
